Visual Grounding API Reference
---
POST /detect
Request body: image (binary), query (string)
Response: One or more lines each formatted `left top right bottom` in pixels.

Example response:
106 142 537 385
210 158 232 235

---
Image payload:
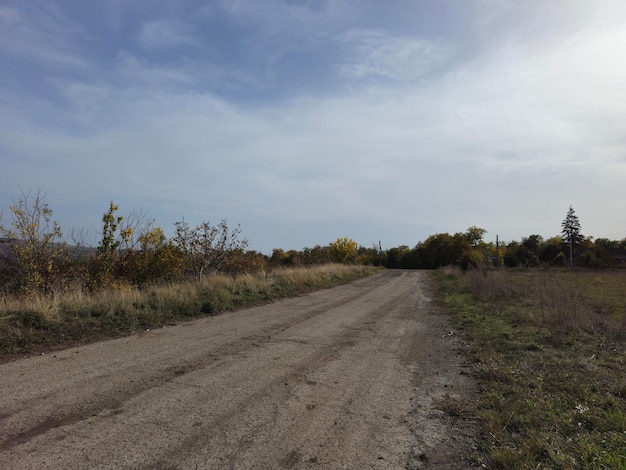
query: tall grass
0 264 377 358
433 267 626 469
459 268 626 342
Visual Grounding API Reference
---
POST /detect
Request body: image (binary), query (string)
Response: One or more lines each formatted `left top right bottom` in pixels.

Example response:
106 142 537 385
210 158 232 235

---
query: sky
1 0 625 253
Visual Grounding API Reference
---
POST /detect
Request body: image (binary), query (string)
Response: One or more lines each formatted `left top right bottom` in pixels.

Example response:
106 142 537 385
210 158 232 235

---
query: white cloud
1 1 625 250
4 17 625 244
337 29 454 81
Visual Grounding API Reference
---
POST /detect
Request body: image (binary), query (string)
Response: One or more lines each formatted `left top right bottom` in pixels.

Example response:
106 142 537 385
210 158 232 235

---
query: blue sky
1 0 625 253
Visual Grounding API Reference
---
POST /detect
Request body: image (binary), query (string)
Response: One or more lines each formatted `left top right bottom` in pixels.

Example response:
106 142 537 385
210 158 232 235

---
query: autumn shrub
329 237 357 264
0 189 69 294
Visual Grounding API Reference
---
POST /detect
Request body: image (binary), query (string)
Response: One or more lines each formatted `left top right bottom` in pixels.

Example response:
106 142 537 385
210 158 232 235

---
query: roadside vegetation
0 188 379 359
432 267 626 469
0 264 377 358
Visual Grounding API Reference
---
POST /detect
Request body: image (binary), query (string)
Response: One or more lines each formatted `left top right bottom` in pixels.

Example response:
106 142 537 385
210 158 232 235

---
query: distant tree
503 241 522 267
268 248 302 267
270 248 288 267
517 234 544 266
540 236 564 265
355 245 379 265
594 238 617 249
224 250 268 274
386 245 411 268
490 238 505 267
464 226 487 247
589 238 623 268
301 245 332 266
522 234 544 255
412 233 470 269
561 206 583 267
329 237 357 264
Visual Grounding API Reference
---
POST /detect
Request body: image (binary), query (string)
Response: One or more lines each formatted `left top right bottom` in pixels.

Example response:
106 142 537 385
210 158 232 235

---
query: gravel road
0 270 477 469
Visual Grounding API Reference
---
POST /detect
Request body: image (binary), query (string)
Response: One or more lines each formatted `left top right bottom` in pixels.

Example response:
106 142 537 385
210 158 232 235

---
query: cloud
0 4 89 69
216 0 345 33
1 1 625 250
114 52 195 88
136 19 195 50
336 29 454 81
3 13 625 244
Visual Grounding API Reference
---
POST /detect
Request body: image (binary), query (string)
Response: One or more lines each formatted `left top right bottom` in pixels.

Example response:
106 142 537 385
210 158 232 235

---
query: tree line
383 208 626 270
1 191 623 297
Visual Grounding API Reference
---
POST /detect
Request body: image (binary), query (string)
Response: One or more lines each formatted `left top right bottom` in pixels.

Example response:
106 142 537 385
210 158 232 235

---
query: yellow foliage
329 237 358 264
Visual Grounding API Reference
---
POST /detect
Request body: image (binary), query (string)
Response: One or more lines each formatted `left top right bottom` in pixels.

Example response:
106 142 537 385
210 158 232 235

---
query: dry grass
0 264 378 358
461 268 626 343
433 267 626 469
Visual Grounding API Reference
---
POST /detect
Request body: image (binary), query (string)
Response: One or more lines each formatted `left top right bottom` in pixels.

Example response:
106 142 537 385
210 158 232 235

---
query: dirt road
0 271 476 469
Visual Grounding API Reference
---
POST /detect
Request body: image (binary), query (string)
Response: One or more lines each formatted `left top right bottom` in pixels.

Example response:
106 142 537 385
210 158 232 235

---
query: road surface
0 271 476 469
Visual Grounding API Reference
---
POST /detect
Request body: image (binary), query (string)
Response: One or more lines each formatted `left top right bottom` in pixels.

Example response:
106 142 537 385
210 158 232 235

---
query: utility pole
496 234 500 267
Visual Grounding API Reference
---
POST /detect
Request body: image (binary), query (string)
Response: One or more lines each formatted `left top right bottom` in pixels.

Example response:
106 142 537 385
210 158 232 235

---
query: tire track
0 271 478 469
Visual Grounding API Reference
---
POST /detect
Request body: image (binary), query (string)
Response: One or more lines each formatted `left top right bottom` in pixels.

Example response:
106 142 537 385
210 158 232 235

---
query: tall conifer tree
561 206 582 267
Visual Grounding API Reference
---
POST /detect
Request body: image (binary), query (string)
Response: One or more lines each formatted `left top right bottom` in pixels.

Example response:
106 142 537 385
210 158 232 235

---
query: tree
329 237 357 264
172 219 248 278
89 202 158 287
0 188 65 293
540 236 564 265
459 227 489 270
408 233 471 269
89 202 134 287
594 238 617 249
522 234 544 255
301 245 332 266
464 226 487 247
355 245 380 265
385 245 411 268
561 206 583 267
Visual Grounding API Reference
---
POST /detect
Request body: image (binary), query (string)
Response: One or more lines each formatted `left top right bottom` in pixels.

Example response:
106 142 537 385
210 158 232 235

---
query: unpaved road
0 271 477 469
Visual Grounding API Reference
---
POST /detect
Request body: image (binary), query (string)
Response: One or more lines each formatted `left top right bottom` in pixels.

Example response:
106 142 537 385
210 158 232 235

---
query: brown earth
0 270 479 469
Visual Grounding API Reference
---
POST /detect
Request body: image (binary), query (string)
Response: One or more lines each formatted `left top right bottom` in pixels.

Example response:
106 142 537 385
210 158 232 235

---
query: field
432 268 626 469
0 264 377 360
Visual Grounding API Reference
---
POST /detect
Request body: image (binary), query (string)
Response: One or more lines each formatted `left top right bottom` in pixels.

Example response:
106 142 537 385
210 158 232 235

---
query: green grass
0 264 378 360
431 268 626 469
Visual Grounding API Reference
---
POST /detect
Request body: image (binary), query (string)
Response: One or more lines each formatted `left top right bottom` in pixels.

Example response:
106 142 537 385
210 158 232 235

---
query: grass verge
430 268 626 469
0 264 378 361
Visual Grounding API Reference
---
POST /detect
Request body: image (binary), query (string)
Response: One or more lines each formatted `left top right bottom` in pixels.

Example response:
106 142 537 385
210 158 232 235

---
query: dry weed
462 269 626 341
0 264 377 356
